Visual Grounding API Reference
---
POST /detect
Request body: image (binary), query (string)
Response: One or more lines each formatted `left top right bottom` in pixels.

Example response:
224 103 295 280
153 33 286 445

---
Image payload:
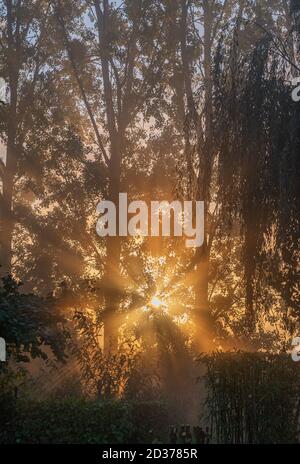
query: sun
150 296 164 309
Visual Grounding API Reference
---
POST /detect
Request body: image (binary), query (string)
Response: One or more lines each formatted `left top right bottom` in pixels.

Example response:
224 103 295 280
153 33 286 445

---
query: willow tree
164 0 299 349
213 21 300 336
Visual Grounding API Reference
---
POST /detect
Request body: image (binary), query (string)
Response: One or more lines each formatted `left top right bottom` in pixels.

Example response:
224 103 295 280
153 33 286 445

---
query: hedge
0 398 169 444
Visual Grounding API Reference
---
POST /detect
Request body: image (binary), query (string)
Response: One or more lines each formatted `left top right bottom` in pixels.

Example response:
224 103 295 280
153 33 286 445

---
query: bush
0 398 168 444
201 352 300 444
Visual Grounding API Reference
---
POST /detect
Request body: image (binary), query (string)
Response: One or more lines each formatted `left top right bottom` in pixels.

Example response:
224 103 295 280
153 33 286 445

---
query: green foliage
0 369 21 440
73 307 160 400
0 398 168 444
213 29 300 332
201 352 300 444
0 275 68 362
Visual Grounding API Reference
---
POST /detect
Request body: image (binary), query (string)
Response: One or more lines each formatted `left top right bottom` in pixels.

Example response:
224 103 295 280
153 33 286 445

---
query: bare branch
54 0 110 166
93 0 118 143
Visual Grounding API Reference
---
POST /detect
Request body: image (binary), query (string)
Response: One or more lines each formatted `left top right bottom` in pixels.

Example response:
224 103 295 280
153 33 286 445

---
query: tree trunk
0 2 19 277
103 164 122 353
1 82 18 276
95 0 124 355
193 0 214 351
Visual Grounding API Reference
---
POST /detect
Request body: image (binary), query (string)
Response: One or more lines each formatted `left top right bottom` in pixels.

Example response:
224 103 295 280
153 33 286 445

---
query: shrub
201 352 300 444
0 398 168 444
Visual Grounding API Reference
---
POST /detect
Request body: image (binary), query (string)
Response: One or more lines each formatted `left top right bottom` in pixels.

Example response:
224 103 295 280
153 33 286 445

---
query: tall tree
55 0 167 352
0 1 53 275
213 21 300 337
